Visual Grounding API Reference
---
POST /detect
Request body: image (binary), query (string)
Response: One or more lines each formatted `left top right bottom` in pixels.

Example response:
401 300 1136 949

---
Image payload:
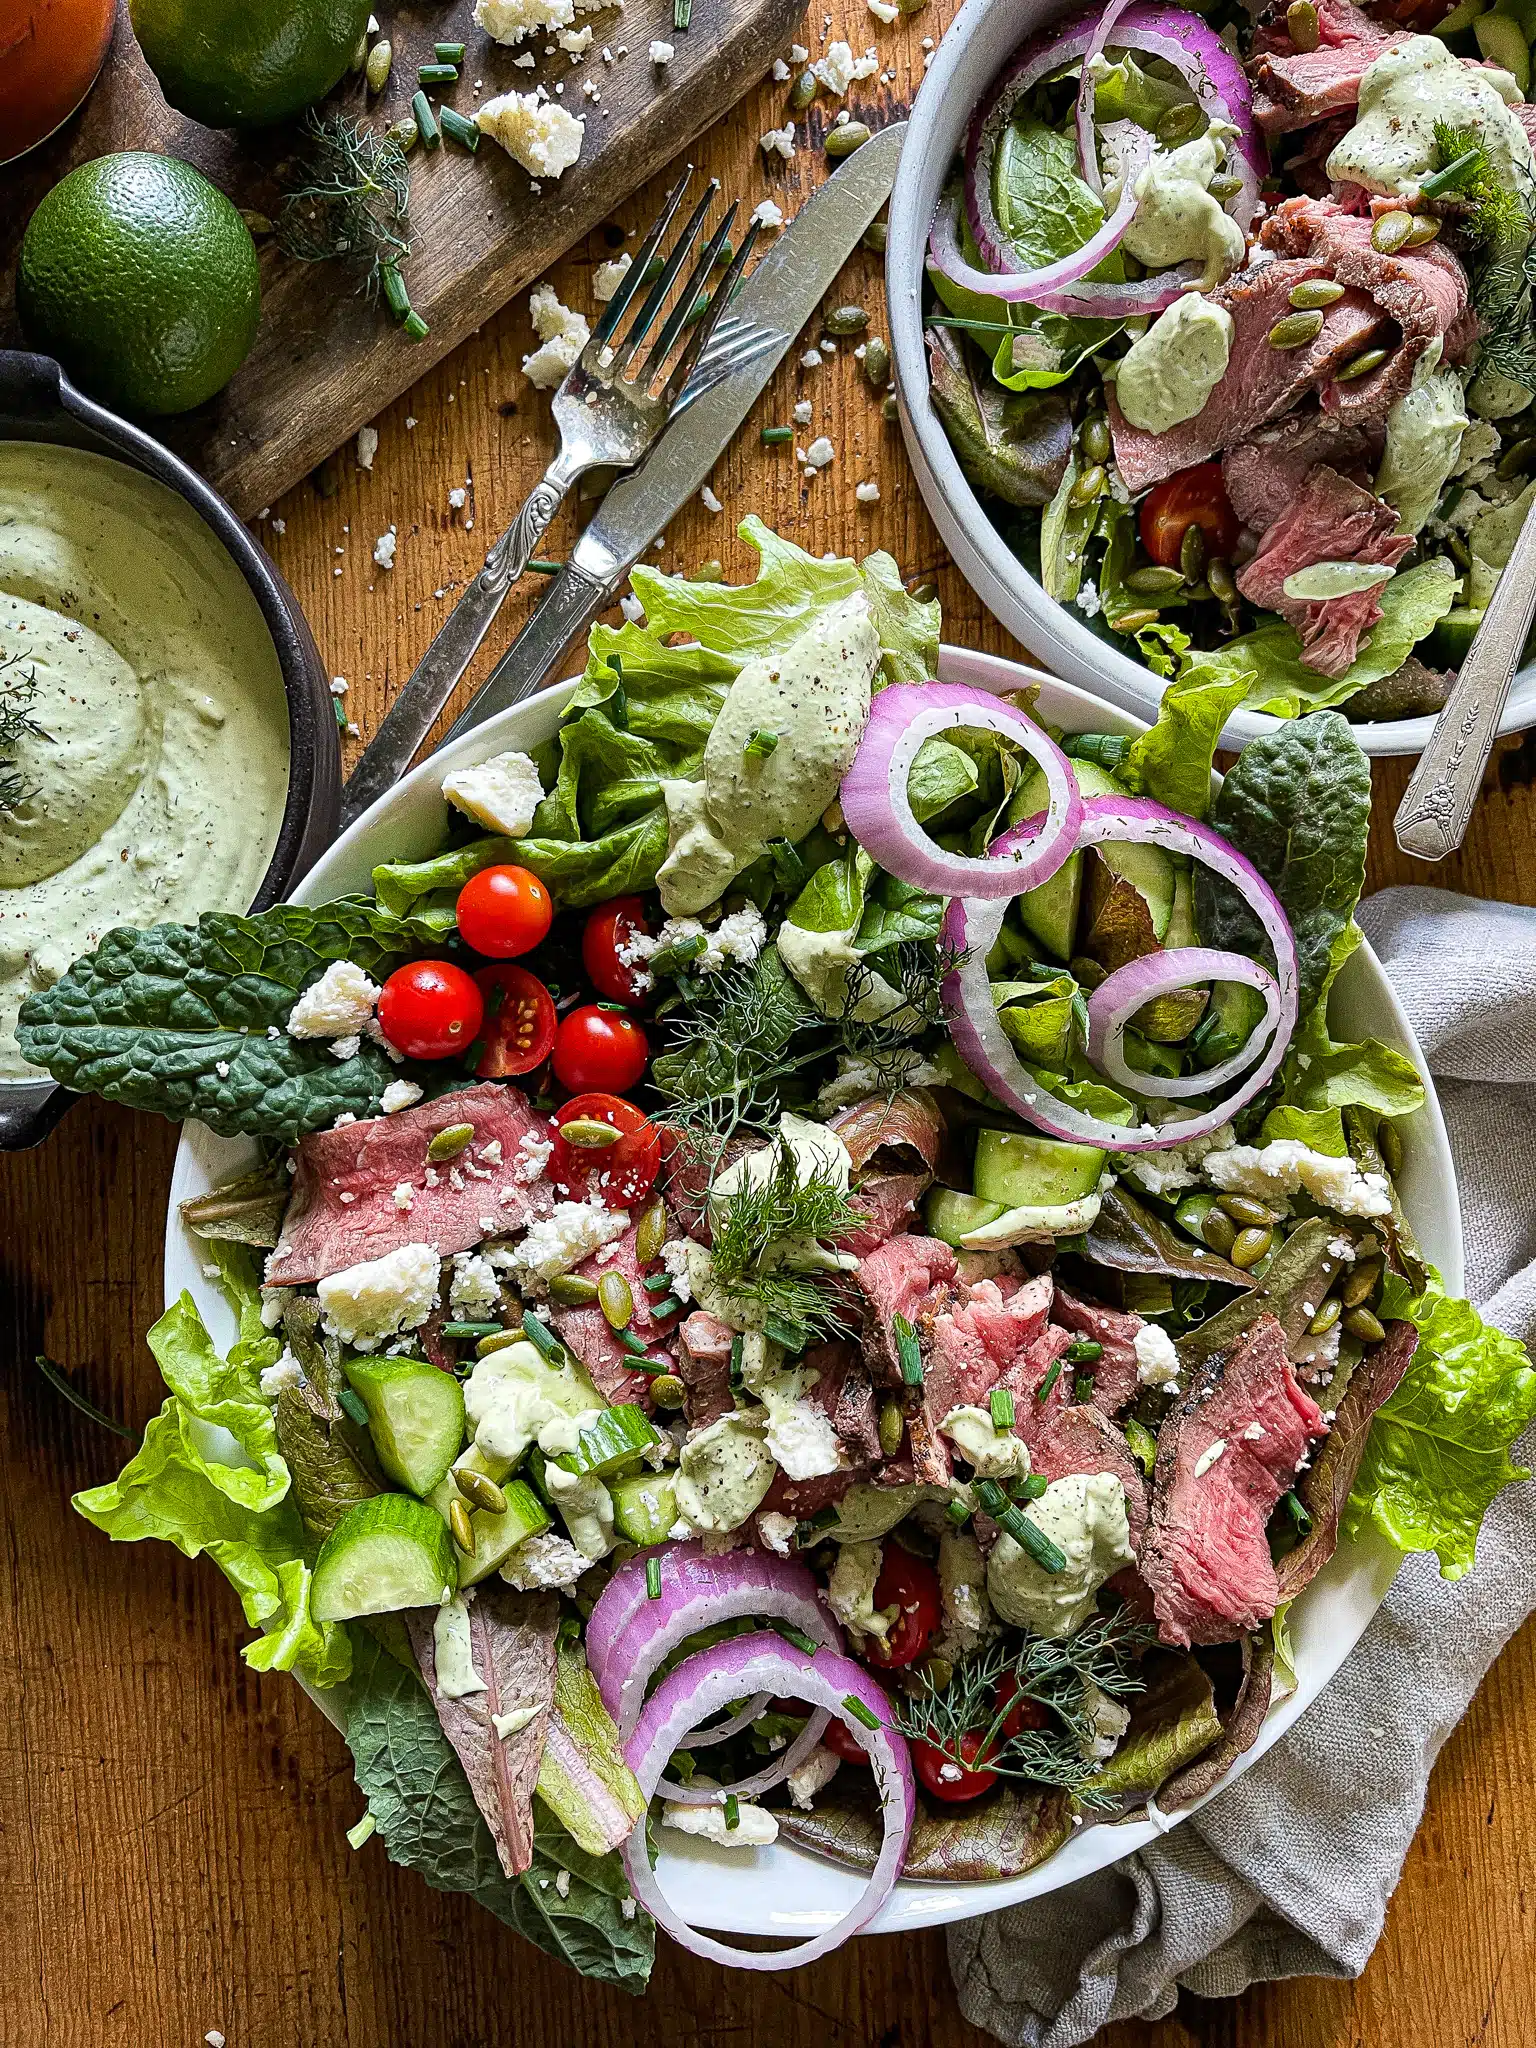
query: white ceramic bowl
165 646 1462 1942
885 0 1536 759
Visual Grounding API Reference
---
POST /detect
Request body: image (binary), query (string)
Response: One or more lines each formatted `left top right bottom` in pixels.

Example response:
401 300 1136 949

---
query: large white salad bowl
165 646 1461 1943
884 0 1536 759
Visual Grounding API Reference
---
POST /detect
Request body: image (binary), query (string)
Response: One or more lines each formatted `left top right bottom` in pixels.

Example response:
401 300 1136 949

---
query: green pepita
1286 0 1320 49
1335 346 1389 382
1289 278 1345 310
790 68 817 110
1218 1193 1280 1228
826 122 872 160
694 559 724 582
1371 210 1415 255
651 1373 686 1409
878 1398 905 1459
861 221 888 254
476 1327 521 1356
1081 414 1112 466
635 1198 669 1266
548 1273 600 1306
559 1117 623 1149
1179 520 1207 583
823 303 869 336
1071 462 1107 506
1405 215 1441 247
862 338 891 388
1230 1225 1276 1269
1496 436 1536 480
1158 101 1202 144
426 1123 475 1162
455 1467 508 1515
1268 310 1325 349
1111 606 1160 632
1343 1305 1386 1344
448 1498 475 1553
1125 564 1184 596
366 37 393 91
384 117 419 151
1202 1208 1238 1257
1308 1296 1342 1336
239 208 274 237
598 1271 635 1330
881 392 900 422
1341 1258 1383 1308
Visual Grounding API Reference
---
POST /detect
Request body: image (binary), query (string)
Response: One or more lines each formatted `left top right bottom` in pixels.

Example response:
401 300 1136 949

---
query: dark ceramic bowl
0 350 339 1148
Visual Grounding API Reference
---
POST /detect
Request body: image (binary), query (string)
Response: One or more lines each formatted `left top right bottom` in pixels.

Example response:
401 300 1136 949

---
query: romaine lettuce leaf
1344 1268 1536 1579
1282 923 1427 1118
1120 658 1256 820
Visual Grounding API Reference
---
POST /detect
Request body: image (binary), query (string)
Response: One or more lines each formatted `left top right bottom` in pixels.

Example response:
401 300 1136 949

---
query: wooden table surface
4 4 1536 2042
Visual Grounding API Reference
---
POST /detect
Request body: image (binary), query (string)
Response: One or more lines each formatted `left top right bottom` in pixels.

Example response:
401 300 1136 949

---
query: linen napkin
949 885 1536 2048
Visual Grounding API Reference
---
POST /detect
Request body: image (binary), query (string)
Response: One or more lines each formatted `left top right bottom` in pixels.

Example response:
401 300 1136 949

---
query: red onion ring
586 1543 841 1800
941 796 1299 1151
929 186 1207 318
838 682 1084 901
620 1632 914 1969
1086 945 1281 1098
1076 0 1138 194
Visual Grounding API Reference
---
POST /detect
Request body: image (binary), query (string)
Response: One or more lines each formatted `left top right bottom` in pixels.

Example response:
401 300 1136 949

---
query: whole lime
17 154 261 417
129 0 371 130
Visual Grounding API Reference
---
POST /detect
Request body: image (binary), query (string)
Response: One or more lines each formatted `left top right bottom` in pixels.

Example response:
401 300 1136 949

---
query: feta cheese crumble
700 484 722 513
750 198 785 230
478 94 585 181
442 746 544 835
373 527 397 569
855 479 880 502
648 37 673 63
593 252 631 302
475 0 576 44
355 425 378 469
805 436 835 468
1202 1140 1393 1218
661 1799 778 1847
500 1531 589 1590
519 280 590 388
287 960 380 1040
317 1243 441 1351
504 1200 629 1288
450 1251 501 1319
760 123 796 160
1134 1323 1181 1388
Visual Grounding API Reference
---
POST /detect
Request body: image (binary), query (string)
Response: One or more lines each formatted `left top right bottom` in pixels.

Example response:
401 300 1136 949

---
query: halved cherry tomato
912 1730 998 1804
552 1003 648 1094
1138 461 1239 569
996 1672 1049 1740
455 865 553 959
548 1092 661 1205
866 1545 942 1669
472 964 557 1077
377 960 484 1061
823 1717 873 1767
582 896 651 1006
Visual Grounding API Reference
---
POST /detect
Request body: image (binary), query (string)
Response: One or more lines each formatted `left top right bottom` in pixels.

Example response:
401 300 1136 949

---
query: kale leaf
16 898 415 1140
1196 710 1372 1018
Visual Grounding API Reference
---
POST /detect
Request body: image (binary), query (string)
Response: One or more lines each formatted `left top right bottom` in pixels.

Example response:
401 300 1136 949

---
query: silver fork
341 169 759 828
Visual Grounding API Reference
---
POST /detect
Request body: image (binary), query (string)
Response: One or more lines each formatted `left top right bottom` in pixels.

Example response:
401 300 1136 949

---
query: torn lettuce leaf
1120 658 1256 820
927 322 1074 507
1344 1269 1536 1580
1282 923 1427 1118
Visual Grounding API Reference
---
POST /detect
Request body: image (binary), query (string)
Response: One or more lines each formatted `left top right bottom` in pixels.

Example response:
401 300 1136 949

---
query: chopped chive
411 90 439 145
438 104 480 151
1125 1418 1158 1475
1075 1374 1097 1403
761 424 793 445
1037 1357 1064 1402
893 1313 923 1387
774 1620 819 1655
338 1387 370 1428
434 39 467 60
521 1311 560 1361
765 1313 808 1355
402 310 430 343
674 0 692 26
768 839 805 889
744 728 780 761
649 932 708 975
723 1791 740 1830
644 1272 674 1295
528 559 563 575
380 260 411 320
945 1497 971 1528
648 1296 682 1319
646 1554 662 1599
989 1387 1015 1430
1011 1512 1068 1573
1282 1490 1313 1535
334 697 348 730
1019 1472 1048 1500
442 1320 502 1340
418 61 459 83
797 1506 839 1544
842 1693 881 1731
1421 147 1481 198
617 1328 650 1356
346 1811 377 1849
1065 1338 1103 1364
729 1334 744 1385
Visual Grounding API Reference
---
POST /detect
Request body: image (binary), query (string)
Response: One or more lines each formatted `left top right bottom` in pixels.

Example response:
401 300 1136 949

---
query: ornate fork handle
340 451 581 830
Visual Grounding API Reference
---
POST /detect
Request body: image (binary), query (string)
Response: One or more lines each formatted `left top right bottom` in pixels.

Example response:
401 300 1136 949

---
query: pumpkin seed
1267 309 1325 349
1071 462 1107 505
862 338 891 388
1405 215 1441 247
920 1653 953 1691
598 1271 635 1330
1289 277 1345 310
1308 1296 1342 1336
1230 1225 1275 1269
476 1327 521 1356
694 559 724 582
878 1398 905 1459
366 37 393 91
548 1272 600 1305
426 1123 475 1162
1218 1193 1279 1228
1370 210 1414 255
384 117 419 151
1341 1258 1383 1308
1111 607 1160 632
1207 172 1244 201
559 1117 622 1149
1158 101 1203 144
651 1372 686 1409
1378 1119 1404 1176
823 304 869 336
636 1198 669 1265
790 68 818 110
239 208 274 236
861 221 888 254
1206 556 1237 602
448 1498 475 1553
1125 564 1184 596
1496 436 1536 480
1180 520 1207 583
1286 0 1320 49
1202 1208 1238 1256
1081 414 1112 465
455 1467 508 1515
1343 1305 1386 1344
897 0 929 12
912 580 938 603
881 392 900 422
1334 345 1389 382
826 122 872 160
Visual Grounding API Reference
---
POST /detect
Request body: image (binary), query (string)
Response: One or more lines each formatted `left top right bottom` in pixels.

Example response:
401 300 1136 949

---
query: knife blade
432 121 907 752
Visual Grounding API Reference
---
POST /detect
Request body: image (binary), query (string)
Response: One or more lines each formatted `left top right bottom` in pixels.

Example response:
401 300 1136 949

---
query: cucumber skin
924 1187 1007 1247
973 1128 1106 1208
311 1493 458 1622
343 1354 466 1499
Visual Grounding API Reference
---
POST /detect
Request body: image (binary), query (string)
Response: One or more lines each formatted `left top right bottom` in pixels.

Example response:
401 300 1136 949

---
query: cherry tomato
552 1003 648 1094
1138 462 1240 570
996 1673 1049 1740
377 960 484 1061
865 1545 942 1670
548 1092 662 1206
822 1717 873 1767
472 964 557 1077
912 1731 998 1804
455 865 553 959
582 896 651 1006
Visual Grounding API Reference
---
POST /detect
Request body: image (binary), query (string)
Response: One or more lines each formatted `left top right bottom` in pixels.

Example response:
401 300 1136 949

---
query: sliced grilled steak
1027 1403 1151 1546
1141 1311 1325 1648
911 1272 1056 1483
1050 1287 1146 1415
854 1233 958 1384
831 1088 943 1256
1236 461 1413 674
549 1222 676 1407
674 1310 737 1430
1248 0 1404 141
1222 408 1380 530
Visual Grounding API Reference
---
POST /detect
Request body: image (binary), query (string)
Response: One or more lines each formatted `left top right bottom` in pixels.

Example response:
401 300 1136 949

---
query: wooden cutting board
0 0 805 516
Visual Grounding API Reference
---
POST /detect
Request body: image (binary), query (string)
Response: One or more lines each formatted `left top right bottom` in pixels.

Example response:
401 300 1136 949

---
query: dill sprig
277 113 418 322
1428 121 1536 389
893 1610 1159 1805
706 1133 867 1341
0 651 45 817
650 946 826 1143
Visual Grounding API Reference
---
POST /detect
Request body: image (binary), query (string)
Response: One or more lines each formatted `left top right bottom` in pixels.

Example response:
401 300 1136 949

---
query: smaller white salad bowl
885 0 1536 759
166 647 1461 1943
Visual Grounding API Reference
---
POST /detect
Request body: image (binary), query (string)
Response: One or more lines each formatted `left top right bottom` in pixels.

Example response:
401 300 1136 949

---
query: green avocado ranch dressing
0 443 290 1081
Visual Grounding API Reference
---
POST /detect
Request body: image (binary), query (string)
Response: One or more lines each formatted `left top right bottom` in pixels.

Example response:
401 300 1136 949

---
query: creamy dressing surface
0 444 290 1080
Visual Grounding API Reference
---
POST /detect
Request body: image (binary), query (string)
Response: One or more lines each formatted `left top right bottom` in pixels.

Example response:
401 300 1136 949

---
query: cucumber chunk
428 1463 551 1586
343 1353 466 1497
610 1470 679 1546
552 1402 660 1481
954 1193 1104 1248
973 1128 1106 1208
925 1187 1007 1247
311 1493 459 1621
1428 605 1484 668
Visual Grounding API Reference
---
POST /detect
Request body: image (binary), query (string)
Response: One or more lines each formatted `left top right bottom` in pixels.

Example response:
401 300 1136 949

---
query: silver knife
431 122 907 752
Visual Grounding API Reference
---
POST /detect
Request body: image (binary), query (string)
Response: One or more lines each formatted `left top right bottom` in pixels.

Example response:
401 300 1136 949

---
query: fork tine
592 167 693 346
641 200 739 386
608 180 720 377
668 218 762 402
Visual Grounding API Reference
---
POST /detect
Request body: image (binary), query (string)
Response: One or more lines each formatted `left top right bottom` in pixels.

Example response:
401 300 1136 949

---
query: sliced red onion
941 796 1299 1151
620 1632 914 1970
839 682 1083 901
585 1543 841 1800
1086 946 1281 1099
1076 0 1138 194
